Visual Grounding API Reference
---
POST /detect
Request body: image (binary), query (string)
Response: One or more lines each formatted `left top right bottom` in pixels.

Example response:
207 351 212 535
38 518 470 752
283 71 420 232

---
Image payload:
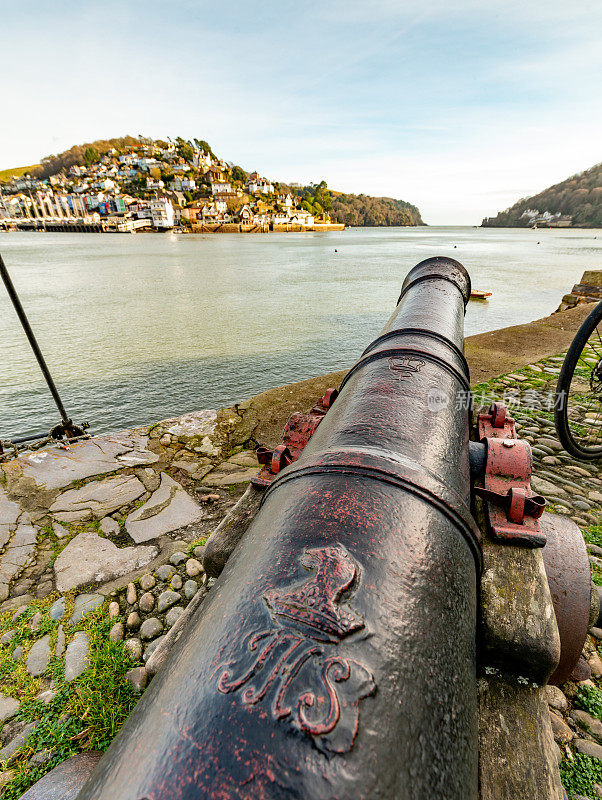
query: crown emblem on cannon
264 545 364 643
388 354 425 382
216 544 374 753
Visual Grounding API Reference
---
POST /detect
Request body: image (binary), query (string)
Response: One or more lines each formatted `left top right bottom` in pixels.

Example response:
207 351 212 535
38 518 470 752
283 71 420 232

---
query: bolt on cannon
73 258 595 800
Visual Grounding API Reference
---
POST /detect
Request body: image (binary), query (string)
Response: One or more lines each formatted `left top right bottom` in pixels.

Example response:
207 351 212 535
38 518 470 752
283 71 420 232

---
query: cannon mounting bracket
476 402 546 548
252 389 338 487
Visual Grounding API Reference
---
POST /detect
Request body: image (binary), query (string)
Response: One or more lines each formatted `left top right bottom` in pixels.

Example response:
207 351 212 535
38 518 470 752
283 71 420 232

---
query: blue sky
1 0 601 223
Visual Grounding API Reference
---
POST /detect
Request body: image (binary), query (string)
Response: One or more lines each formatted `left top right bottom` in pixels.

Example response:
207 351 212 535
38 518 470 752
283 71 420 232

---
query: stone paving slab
125 474 204 543
54 531 159 592
49 474 146 523
201 464 259 486
4 434 158 491
161 410 217 441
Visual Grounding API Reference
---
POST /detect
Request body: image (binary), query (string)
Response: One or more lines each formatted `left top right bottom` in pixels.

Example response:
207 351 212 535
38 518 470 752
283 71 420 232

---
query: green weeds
0 595 138 798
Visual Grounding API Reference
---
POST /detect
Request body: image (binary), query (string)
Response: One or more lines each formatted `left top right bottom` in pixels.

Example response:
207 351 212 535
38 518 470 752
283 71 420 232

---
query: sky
1 0 601 224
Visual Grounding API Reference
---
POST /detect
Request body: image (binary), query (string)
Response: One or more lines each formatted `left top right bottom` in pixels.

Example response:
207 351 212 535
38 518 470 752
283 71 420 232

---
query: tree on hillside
175 138 195 164
35 136 139 178
193 138 216 158
230 165 247 183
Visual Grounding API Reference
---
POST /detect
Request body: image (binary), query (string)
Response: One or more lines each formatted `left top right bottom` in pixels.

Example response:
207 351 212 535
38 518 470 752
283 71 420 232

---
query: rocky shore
2 302 602 797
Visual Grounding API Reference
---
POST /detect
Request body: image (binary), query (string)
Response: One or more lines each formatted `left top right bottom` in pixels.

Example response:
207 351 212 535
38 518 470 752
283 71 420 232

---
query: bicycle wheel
555 300 602 459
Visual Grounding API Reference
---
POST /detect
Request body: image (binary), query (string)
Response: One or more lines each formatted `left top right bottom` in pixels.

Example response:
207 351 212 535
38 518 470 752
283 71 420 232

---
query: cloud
1 0 600 223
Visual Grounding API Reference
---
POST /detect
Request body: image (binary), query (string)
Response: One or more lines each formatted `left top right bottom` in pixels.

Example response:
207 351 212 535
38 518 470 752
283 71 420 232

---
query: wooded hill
330 192 424 227
2 136 424 227
286 182 423 226
482 162 602 228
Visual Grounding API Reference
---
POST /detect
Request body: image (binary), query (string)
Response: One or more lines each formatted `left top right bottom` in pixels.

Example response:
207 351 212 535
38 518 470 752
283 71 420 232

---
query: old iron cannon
74 258 593 800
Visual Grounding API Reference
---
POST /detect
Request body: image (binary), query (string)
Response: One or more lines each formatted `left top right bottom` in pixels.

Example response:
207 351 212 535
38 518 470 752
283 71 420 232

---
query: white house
150 199 174 229
146 177 165 190
136 157 162 172
246 177 274 194
193 150 213 169
290 210 315 227
170 177 196 192
94 178 116 191
277 193 294 209
238 204 254 224
211 181 233 196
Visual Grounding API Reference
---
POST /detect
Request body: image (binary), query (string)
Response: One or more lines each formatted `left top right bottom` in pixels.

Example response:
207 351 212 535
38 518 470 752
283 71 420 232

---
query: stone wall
557 271 602 312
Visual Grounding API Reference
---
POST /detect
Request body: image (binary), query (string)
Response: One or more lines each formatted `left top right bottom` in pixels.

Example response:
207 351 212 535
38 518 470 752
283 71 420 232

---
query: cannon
74 258 594 800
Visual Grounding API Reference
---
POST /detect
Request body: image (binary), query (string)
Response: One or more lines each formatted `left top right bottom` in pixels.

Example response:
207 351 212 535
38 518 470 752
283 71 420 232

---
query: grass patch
584 524 602 550
576 685 602 720
0 165 40 183
560 752 602 799
0 595 139 798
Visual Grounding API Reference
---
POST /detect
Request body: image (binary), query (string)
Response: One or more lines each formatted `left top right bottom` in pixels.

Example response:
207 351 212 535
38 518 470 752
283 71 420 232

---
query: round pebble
170 552 188 566
186 559 203 577
109 623 125 642
49 598 66 621
143 635 166 662
186 558 204 578
12 646 23 661
140 574 156 591
126 583 137 605
157 591 181 613
170 574 183 590
126 612 141 630
140 618 163 641
184 580 198 600
156 565 176 582
29 612 42 633
165 606 185 628
108 601 120 618
139 592 155 614
125 666 148 693
193 546 204 559
546 684 568 712
125 638 143 661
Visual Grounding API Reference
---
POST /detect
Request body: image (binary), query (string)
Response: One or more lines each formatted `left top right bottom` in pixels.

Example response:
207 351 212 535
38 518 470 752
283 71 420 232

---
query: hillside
0 137 424 227
281 181 423 226
0 164 40 183
482 162 602 228
330 192 423 227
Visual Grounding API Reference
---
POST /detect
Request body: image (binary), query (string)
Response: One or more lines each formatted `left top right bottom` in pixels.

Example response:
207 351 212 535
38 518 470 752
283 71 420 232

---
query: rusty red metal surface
252 389 338 487
540 512 593 685
476 403 546 547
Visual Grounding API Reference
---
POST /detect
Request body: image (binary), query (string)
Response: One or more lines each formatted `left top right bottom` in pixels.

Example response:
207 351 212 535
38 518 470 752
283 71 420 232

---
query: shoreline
0 221 346 234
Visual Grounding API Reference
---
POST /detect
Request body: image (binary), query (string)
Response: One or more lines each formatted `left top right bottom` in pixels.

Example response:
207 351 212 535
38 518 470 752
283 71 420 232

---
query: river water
1 226 601 440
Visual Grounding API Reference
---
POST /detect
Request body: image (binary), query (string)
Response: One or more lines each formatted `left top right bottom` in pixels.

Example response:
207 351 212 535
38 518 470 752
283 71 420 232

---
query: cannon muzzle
77 257 481 800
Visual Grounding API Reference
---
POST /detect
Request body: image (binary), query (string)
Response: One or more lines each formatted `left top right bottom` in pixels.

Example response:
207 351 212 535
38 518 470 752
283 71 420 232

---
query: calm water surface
1 227 601 439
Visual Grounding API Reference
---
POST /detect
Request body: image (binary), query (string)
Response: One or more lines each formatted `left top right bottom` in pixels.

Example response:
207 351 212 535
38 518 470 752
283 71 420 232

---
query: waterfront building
150 199 175 229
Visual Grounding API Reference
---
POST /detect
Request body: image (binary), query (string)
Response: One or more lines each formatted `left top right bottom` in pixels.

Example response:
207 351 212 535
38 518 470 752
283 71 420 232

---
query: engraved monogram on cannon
216 544 375 754
388 355 425 383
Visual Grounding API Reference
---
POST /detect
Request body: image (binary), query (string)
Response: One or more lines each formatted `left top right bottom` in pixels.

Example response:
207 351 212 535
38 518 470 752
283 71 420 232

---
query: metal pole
0 251 70 424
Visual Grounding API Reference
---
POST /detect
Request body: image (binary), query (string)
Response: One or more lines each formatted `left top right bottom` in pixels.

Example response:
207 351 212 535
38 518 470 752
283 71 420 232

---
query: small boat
470 290 492 300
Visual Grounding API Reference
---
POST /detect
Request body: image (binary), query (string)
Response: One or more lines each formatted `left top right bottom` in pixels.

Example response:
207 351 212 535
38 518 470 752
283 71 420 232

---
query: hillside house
211 181 233 196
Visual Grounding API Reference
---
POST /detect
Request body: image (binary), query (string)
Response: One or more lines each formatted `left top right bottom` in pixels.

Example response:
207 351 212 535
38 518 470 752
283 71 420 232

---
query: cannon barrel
77 257 481 800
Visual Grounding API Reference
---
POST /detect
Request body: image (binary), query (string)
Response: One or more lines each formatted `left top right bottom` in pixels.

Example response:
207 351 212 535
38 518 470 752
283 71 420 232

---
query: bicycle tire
555 300 602 459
